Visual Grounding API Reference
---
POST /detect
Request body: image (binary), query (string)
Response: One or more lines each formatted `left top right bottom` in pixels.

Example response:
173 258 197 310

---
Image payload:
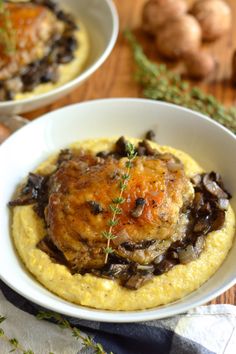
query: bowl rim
0 98 236 322
2 266 236 322
0 0 119 108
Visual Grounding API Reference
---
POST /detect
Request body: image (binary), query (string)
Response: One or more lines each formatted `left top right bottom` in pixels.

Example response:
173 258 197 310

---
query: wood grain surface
24 0 236 305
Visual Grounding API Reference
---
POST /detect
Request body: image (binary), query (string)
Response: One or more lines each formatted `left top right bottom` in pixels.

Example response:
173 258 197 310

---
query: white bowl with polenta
0 99 236 322
0 0 118 114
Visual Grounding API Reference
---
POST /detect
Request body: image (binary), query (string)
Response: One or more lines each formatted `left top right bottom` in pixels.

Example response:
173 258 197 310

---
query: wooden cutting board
25 0 236 305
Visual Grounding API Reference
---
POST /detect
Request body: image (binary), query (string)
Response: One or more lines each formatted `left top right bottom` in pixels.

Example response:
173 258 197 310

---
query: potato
191 0 232 41
0 123 11 144
184 52 216 80
142 0 187 34
156 15 202 60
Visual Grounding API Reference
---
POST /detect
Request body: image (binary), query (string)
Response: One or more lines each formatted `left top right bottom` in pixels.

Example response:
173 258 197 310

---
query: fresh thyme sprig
37 311 110 354
0 315 35 354
0 0 16 54
1 312 110 354
124 30 236 134
103 142 137 264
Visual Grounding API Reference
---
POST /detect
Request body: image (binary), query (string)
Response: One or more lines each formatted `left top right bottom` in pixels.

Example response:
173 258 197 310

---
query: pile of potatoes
142 0 232 79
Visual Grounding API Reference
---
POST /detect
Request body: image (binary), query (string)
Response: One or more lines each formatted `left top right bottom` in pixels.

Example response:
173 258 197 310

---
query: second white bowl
0 0 119 115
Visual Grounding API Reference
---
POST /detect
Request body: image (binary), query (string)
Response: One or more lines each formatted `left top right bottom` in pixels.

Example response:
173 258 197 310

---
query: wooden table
24 0 236 305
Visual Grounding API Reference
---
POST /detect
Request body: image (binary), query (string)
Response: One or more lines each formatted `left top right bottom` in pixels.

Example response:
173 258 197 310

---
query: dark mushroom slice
115 136 129 157
33 0 59 12
210 209 226 231
95 264 130 279
193 191 205 211
136 264 154 272
167 250 179 260
208 172 231 197
131 198 146 218
87 201 103 215
203 173 228 199
57 149 73 165
193 216 211 235
137 139 157 156
154 259 178 275
108 253 131 265
9 173 49 218
178 245 198 264
20 61 42 92
197 202 212 216
41 64 59 83
9 173 45 204
103 151 123 160
123 273 153 290
8 196 35 207
121 239 156 251
153 253 165 265
96 151 110 158
217 198 229 211
37 235 70 267
194 236 205 256
170 239 187 250
55 36 77 64
191 174 202 187
145 130 156 141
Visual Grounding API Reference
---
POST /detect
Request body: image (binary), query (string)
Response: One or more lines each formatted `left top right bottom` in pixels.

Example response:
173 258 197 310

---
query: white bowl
0 0 118 115
0 99 235 322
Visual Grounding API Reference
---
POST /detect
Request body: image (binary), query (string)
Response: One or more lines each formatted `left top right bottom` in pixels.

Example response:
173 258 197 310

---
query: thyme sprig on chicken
103 142 137 263
124 30 236 134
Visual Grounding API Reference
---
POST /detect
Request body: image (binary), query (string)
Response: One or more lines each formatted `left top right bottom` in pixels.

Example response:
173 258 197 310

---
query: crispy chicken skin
46 153 194 271
0 3 64 80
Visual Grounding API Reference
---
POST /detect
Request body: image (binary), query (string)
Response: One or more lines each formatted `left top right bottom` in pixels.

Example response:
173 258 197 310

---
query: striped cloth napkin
0 280 235 354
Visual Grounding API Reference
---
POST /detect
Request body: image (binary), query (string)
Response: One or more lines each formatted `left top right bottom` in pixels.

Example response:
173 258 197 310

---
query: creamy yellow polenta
15 21 90 100
11 139 236 310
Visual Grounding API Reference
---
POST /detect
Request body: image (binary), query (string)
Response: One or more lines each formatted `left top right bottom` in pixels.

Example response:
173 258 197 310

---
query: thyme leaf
104 246 115 254
107 219 119 227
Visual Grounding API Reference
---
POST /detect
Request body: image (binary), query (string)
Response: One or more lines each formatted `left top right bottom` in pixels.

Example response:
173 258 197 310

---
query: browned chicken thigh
9 138 230 289
46 152 193 271
0 2 64 81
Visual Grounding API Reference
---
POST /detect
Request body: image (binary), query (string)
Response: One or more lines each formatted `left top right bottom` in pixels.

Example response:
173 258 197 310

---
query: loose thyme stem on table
0 312 111 354
124 30 236 134
0 315 35 354
37 311 111 354
102 142 137 264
